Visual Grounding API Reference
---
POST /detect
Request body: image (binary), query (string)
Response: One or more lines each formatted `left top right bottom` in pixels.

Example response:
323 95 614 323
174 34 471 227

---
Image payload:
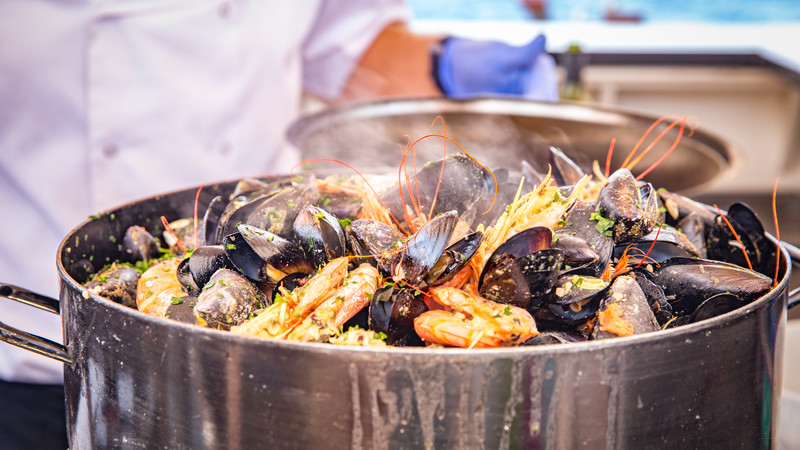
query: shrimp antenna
713 204 753 271
291 158 410 235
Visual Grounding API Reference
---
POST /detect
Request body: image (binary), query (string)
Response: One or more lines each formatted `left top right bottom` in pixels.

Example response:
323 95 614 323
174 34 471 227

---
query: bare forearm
337 22 443 103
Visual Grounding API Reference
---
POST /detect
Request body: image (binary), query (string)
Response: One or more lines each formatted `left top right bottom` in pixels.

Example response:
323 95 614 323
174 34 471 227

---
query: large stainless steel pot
288 98 738 195
2 177 800 449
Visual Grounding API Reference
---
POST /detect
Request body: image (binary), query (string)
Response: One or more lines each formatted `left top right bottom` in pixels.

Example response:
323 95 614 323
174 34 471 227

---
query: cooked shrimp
136 258 185 317
231 257 349 338
414 287 538 348
286 263 379 342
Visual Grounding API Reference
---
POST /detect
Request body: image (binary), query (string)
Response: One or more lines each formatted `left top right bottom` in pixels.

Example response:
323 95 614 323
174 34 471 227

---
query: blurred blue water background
407 0 800 22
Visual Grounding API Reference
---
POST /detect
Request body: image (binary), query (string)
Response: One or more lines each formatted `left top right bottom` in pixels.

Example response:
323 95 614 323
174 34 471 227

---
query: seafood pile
84 144 780 349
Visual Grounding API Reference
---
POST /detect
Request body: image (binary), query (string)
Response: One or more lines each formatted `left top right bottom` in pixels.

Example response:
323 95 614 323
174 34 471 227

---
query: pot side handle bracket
783 242 800 311
0 283 72 364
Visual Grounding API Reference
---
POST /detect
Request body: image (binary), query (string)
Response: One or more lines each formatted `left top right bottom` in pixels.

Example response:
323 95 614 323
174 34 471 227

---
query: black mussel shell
293 205 346 268
630 271 673 326
522 330 586 346
591 275 659 340
198 195 227 246
84 263 140 308
346 219 405 273
214 190 275 245
706 211 760 273
393 211 459 285
552 274 608 306
369 285 427 347
690 293 744 323
230 177 280 198
554 201 613 277
649 257 772 316
381 154 497 228
194 269 267 330
224 224 314 284
244 183 319 238
658 189 717 227
613 226 701 266
521 159 546 186
177 245 238 295
676 212 708 259
539 294 601 327
123 225 160 262
549 146 585 186
164 295 197 324
480 248 564 310
273 272 309 303
316 192 362 221
425 231 483 287
596 169 655 242
478 227 558 308
708 202 779 280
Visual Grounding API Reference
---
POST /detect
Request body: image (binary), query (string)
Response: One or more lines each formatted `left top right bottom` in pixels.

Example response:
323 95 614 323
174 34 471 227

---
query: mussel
194 269 267 330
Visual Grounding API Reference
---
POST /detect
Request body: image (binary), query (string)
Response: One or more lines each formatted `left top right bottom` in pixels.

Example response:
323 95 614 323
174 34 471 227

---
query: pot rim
56 182 791 359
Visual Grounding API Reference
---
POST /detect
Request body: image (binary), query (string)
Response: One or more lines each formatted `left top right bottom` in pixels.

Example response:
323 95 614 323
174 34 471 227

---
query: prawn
413 287 538 348
136 257 185 317
285 263 379 342
231 257 349 338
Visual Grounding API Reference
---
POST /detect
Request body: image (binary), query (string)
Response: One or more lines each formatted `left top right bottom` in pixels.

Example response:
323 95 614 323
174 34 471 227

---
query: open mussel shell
690 293 744 323
381 154 497 228
591 275 660 340
554 201 613 277
345 219 405 273
123 225 160 262
538 294 600 328
224 224 314 284
197 195 227 247
613 225 702 266
552 274 608 306
549 146 585 187
478 227 559 309
630 271 674 326
368 285 427 347
596 169 656 242
707 202 780 280
84 263 140 308
480 248 564 310
177 245 238 296
273 272 309 303
393 210 459 285
293 205 346 268
425 231 483 287
194 269 267 330
648 257 772 316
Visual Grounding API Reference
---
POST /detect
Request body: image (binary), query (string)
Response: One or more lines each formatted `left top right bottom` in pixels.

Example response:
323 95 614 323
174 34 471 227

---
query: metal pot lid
288 98 739 195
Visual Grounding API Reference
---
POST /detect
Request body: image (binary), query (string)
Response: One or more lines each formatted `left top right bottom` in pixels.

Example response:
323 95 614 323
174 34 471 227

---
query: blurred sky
406 0 800 22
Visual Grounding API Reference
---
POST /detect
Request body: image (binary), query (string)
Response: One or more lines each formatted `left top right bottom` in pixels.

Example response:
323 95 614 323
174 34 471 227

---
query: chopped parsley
338 218 352 228
589 211 614 237
170 296 183 305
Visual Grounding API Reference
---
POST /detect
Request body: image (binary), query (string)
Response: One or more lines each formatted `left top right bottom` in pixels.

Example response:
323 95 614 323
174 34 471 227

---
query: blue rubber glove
434 34 558 101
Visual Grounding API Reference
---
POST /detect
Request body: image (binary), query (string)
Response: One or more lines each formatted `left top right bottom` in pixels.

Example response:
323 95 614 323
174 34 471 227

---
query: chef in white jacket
0 1 557 448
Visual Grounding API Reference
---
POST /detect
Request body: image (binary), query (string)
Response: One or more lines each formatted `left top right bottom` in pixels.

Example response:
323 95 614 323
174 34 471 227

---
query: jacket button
102 143 118 158
218 2 232 20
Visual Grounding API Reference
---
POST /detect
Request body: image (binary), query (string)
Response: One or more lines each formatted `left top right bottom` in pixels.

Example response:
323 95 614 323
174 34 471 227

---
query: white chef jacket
0 0 408 384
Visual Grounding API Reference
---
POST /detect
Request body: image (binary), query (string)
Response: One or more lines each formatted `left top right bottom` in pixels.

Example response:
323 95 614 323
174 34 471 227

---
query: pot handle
782 242 800 310
0 283 72 364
